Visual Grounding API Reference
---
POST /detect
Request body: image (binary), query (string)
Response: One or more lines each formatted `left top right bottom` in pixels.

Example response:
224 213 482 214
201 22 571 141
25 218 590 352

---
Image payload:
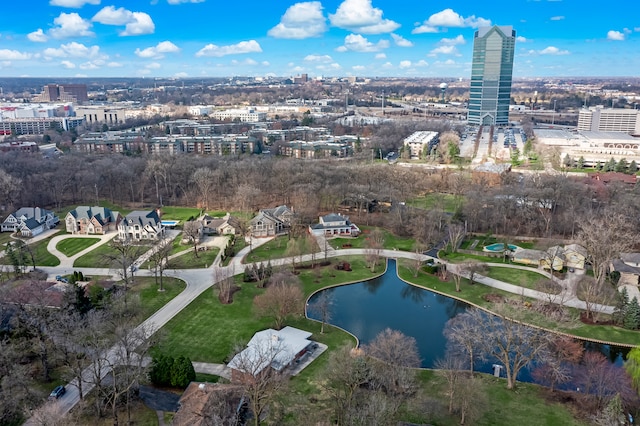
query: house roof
263 205 292 220
621 253 640 265
612 258 640 275
22 217 44 231
7 207 54 223
70 206 120 225
228 326 313 374
124 210 161 228
173 383 244 426
321 213 347 223
564 244 587 257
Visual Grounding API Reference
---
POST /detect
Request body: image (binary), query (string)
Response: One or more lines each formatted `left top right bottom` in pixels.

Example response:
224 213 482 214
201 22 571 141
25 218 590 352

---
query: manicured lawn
484 266 554 292
0 237 61 267
245 235 319 263
331 226 417 251
56 237 101 257
405 193 463 213
169 233 190 255
440 251 507 264
168 248 219 269
73 243 118 268
222 237 246 266
159 206 201 222
132 276 186 318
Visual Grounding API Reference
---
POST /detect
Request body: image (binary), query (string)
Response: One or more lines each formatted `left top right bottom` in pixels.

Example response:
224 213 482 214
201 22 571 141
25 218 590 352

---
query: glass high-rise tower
468 25 516 126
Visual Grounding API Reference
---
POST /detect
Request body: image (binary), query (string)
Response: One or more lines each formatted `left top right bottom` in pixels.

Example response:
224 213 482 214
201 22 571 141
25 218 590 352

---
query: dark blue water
307 259 628 376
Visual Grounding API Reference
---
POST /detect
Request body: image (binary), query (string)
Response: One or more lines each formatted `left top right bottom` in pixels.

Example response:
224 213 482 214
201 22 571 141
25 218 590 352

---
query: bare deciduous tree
364 228 385 272
308 289 333 334
148 236 173 291
182 220 202 258
253 271 304 329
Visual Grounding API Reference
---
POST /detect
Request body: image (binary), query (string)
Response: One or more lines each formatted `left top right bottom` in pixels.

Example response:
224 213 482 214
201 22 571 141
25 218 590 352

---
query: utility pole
381 89 385 115
94 183 99 206
552 99 557 125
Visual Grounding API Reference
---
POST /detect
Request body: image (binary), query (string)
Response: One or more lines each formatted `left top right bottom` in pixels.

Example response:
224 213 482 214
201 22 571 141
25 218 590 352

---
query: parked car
49 385 66 400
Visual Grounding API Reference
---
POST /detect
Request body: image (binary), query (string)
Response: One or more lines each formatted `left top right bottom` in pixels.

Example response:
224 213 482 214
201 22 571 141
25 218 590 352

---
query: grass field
73 243 118 268
245 235 319 263
56 237 101 257
0 236 61 267
330 226 417 251
405 193 463 214
159 206 202 222
131 276 186 318
168 247 219 269
484 266 555 292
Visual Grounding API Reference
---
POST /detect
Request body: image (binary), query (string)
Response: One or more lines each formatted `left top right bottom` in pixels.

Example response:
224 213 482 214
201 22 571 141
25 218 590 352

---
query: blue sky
0 0 638 78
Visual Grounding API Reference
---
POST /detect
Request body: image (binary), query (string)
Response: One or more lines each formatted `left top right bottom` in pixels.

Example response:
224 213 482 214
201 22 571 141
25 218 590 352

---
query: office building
577 107 640 135
468 26 516 126
34 84 88 103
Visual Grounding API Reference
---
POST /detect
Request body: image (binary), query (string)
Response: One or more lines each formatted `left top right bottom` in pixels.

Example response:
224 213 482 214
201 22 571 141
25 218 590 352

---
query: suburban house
117 210 164 241
173 383 245 426
65 206 122 235
250 205 293 238
201 213 240 236
228 326 314 383
1 207 59 237
512 244 586 271
308 213 360 237
564 244 588 270
611 253 640 286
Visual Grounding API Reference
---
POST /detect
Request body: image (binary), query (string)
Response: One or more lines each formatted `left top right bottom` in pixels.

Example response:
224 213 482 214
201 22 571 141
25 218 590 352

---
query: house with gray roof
65 206 122 235
118 210 164 241
309 212 360 237
250 205 293 238
611 253 640 286
1 207 59 237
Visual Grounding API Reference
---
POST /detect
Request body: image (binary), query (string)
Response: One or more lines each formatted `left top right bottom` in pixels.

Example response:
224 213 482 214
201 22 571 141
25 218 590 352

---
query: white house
1 207 59 237
118 210 164 241
308 213 360 237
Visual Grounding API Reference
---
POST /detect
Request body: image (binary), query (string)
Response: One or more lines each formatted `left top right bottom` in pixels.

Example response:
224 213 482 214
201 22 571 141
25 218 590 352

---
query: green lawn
131 276 186 318
159 206 202 222
330 226 417 251
168 247 219 269
245 235 319 263
484 266 555 292
440 251 507 264
56 237 101 257
405 193 463 213
73 243 118 268
0 236 60 267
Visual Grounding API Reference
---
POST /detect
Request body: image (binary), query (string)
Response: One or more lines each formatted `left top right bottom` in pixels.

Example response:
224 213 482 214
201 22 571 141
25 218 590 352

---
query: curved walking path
25 241 617 423
47 232 117 268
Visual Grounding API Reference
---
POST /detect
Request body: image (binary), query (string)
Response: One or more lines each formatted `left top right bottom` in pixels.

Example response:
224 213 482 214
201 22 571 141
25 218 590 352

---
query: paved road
25 237 614 423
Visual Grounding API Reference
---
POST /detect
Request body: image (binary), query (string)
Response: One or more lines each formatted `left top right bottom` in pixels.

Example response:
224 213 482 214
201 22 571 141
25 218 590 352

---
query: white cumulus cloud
516 36 529 43
28 29 48 42
0 49 32 60
412 8 490 34
330 0 400 34
196 40 262 57
529 46 570 55
49 12 95 39
304 54 333 62
391 33 413 47
43 42 104 59
550 16 564 21
145 62 162 69
607 30 625 41
399 60 411 69
49 0 100 7
92 6 155 36
374 53 386 59
135 41 180 58
268 2 327 39
440 34 465 45
335 34 389 52
60 60 76 69
429 45 459 56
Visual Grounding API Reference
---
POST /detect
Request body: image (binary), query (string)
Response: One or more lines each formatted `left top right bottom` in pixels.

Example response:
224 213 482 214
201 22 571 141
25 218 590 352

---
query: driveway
47 232 117 269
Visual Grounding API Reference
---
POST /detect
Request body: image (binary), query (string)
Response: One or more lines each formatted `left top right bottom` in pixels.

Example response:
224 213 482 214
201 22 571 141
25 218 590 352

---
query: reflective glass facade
468 26 516 126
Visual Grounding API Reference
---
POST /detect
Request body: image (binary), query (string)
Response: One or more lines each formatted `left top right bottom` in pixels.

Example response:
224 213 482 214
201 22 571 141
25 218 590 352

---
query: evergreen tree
170 356 195 388
562 154 572 168
244 265 252 282
615 158 628 173
629 160 638 173
623 296 640 330
613 287 629 326
605 157 616 172
150 354 174 386
577 156 585 169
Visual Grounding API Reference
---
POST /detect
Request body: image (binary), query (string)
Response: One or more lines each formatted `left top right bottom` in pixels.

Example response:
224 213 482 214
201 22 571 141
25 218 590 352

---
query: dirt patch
579 312 614 326
483 293 505 303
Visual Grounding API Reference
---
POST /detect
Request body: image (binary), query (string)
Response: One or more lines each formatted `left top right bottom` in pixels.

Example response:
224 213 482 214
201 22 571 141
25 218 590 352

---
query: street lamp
552 99 557 125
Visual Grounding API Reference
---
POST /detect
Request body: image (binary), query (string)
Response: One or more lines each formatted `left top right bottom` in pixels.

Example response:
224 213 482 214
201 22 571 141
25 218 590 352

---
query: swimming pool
483 243 519 252
161 220 180 227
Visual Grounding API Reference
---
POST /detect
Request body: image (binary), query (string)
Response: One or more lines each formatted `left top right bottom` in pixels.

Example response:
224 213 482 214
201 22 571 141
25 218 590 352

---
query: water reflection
307 258 627 375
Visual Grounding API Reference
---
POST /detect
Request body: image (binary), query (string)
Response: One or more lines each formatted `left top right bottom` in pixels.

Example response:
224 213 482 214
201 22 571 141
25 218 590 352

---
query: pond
307 259 628 375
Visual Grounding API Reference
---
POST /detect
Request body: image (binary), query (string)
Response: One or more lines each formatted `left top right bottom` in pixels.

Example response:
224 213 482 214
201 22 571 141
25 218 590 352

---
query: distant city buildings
34 84 88 103
468 25 516 126
211 108 266 122
577 107 640 135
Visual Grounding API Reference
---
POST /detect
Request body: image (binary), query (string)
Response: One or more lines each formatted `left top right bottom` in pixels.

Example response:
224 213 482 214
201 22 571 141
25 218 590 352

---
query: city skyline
0 0 638 79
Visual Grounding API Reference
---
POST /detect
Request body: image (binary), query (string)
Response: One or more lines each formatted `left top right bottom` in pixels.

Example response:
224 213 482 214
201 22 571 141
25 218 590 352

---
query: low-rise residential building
65 206 122 234
611 253 640 286
173 383 244 426
250 205 293 238
308 213 360 237
0 141 39 153
228 326 314 382
1 207 59 237
403 131 439 159
201 213 240 235
211 108 266 123
118 210 164 241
